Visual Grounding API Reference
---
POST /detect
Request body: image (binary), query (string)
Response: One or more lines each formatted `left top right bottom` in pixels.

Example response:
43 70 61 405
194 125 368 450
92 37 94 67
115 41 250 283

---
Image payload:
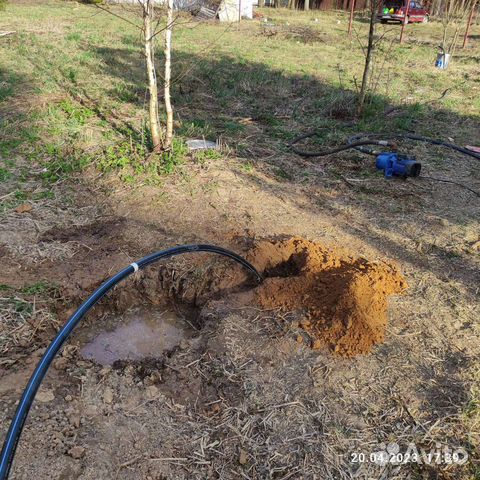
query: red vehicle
378 0 430 23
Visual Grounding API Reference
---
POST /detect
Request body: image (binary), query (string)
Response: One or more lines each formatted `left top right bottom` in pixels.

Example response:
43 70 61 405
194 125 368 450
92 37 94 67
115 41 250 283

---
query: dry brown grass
0 294 59 357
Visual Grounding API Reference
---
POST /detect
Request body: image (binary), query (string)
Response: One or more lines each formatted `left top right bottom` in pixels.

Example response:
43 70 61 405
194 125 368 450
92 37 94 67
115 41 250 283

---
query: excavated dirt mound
248 237 407 356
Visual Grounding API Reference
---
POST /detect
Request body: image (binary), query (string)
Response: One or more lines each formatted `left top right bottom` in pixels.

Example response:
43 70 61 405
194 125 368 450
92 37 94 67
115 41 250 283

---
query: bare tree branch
148 15 181 42
93 3 143 31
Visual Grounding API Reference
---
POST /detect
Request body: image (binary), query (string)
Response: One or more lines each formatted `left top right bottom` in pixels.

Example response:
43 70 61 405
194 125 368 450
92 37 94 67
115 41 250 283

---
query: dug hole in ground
0 193 477 480
0 224 450 479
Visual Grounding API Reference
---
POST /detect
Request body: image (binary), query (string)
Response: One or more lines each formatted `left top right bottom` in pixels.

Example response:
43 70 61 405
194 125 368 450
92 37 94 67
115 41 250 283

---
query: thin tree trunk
304 0 310 10
450 0 473 54
357 2 376 116
144 2 162 152
259 0 265 6
348 0 356 36
463 1 476 48
164 0 174 150
442 20 448 49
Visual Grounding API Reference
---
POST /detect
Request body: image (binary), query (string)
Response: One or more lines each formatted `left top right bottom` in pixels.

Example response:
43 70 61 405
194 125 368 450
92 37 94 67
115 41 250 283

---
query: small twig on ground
119 454 143 469
148 457 188 462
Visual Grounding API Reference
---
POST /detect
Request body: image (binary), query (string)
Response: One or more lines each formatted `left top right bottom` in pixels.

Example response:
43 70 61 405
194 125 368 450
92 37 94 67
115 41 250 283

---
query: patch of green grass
393 103 426 131
21 281 52 296
255 113 281 127
465 397 480 418
64 68 77 84
59 99 94 126
32 190 55 200
122 34 138 47
98 141 148 172
270 126 297 141
97 139 188 182
220 120 247 135
0 167 11 182
66 32 82 42
0 138 22 157
0 84 14 101
13 190 27 200
112 82 138 103
0 72 20 101
12 297 33 314
178 119 215 139
159 138 189 175
240 161 254 173
40 143 92 183
0 282 58 298
194 148 222 165
3 159 15 169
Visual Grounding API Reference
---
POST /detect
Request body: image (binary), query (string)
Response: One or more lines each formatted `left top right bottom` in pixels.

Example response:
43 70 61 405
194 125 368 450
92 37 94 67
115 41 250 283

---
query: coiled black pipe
0 244 262 480
290 131 395 157
347 133 480 160
290 130 480 161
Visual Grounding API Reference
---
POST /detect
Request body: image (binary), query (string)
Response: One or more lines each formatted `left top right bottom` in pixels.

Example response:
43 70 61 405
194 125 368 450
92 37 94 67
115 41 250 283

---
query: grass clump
158 138 189 175
58 99 95 126
0 293 58 354
0 167 12 182
40 144 92 183
98 142 148 173
97 138 188 182
21 281 58 296
193 148 222 165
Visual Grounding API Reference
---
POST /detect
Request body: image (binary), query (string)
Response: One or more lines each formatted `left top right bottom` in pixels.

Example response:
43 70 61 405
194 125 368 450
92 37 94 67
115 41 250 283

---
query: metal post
463 1 476 48
399 0 411 44
348 0 356 36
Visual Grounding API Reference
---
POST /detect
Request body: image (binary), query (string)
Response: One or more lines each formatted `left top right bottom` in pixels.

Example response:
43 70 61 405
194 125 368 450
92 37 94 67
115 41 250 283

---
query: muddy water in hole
80 308 189 365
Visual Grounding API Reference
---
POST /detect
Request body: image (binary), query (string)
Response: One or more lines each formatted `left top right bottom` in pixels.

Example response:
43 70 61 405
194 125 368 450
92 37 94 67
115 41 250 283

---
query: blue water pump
376 152 422 178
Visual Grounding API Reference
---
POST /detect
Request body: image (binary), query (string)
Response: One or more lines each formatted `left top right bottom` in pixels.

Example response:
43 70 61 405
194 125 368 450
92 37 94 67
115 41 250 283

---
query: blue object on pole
375 152 422 178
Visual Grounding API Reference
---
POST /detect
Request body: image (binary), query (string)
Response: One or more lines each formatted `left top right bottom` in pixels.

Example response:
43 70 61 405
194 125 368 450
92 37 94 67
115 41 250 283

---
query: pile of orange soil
247 237 407 356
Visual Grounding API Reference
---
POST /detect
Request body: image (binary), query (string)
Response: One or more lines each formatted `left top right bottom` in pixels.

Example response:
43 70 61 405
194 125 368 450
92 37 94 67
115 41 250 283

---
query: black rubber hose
290 130 480 161
347 133 480 160
290 131 394 157
0 244 262 480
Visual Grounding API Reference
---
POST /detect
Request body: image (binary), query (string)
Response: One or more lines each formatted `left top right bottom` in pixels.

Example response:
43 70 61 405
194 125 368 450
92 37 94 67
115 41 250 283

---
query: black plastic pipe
290 131 395 157
347 133 480 160
290 130 480 161
0 244 262 479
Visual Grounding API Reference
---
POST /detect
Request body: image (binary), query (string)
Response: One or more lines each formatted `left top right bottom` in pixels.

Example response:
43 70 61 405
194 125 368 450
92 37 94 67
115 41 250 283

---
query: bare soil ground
1 2 479 479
